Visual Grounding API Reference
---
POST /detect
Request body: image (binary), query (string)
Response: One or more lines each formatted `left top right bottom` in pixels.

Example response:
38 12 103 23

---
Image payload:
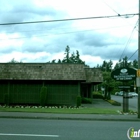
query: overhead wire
101 0 138 62
128 49 138 60
0 13 138 26
119 19 138 60
0 24 132 40
101 0 121 16
0 11 138 62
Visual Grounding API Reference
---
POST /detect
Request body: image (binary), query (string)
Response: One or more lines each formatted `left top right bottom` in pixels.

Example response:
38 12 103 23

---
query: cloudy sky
0 0 138 67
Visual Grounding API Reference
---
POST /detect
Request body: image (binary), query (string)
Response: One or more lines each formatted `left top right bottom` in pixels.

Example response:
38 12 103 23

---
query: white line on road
0 133 59 137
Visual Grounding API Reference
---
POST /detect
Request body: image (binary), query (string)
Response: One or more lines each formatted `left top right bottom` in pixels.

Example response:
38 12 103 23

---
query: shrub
93 91 102 94
40 86 47 106
82 97 92 104
93 94 104 99
107 100 121 106
76 96 81 107
4 93 10 106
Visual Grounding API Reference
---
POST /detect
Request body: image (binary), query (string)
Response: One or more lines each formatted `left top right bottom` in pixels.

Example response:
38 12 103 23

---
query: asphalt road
0 118 139 140
111 95 138 111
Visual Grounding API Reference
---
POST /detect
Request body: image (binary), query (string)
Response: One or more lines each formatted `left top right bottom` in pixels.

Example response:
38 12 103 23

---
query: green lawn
0 106 119 114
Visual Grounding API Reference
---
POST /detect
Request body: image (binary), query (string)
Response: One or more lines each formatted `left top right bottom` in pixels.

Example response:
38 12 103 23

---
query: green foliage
8 58 22 63
63 45 71 63
50 46 85 64
51 59 56 63
93 91 102 94
81 97 92 104
93 94 104 99
4 93 10 106
76 96 81 107
40 86 47 106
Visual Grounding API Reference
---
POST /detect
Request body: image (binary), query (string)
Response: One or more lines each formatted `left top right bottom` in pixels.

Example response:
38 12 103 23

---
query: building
0 63 103 106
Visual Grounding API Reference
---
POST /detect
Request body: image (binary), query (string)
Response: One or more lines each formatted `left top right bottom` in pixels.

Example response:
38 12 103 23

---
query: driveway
111 95 137 111
82 98 121 109
82 96 137 112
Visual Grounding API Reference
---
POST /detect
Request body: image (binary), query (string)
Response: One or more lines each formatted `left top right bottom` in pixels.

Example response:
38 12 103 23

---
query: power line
101 0 121 16
128 49 138 60
0 25 132 40
0 13 138 26
119 20 138 60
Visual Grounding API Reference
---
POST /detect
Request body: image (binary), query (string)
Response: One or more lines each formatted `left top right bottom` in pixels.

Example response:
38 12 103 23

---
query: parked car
115 91 133 98
128 92 138 97
123 92 133 98
115 92 119 95
115 91 123 96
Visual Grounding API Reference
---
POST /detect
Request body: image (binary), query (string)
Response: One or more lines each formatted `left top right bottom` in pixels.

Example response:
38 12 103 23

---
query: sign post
111 67 136 112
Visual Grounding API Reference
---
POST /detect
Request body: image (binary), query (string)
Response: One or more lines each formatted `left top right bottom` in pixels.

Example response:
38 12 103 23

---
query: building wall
0 80 79 106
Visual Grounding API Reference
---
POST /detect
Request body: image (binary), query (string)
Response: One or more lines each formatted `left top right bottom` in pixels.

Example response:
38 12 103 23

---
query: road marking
0 133 59 137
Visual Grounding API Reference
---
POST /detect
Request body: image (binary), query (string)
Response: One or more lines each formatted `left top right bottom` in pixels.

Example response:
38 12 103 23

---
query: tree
69 52 76 63
62 45 71 63
132 59 138 68
8 58 22 63
100 60 113 72
58 59 62 63
56 46 85 64
75 50 85 64
114 56 132 69
51 59 56 63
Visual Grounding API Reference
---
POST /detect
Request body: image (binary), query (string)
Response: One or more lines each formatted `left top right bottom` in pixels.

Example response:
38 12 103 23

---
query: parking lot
112 95 137 111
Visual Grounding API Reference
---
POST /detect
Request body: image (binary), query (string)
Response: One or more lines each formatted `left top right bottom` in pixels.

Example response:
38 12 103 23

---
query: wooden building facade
0 63 103 106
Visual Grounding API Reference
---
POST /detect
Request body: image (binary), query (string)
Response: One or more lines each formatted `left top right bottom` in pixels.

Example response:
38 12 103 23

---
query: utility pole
138 0 140 118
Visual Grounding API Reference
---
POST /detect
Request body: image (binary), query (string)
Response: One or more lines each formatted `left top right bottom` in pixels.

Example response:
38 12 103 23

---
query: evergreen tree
8 58 22 63
69 52 76 63
132 59 138 68
51 59 56 63
75 50 84 64
62 45 71 63
58 59 62 63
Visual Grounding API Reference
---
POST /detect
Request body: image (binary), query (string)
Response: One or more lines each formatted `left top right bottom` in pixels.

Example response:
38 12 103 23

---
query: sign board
118 86 130 89
137 69 140 77
111 67 136 81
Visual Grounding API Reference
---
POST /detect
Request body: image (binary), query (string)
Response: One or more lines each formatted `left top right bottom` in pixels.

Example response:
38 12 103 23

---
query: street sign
111 67 136 81
137 69 140 77
118 86 130 89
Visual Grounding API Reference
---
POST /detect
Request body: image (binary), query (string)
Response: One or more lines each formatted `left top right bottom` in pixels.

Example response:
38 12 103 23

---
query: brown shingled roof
84 68 103 83
0 63 86 81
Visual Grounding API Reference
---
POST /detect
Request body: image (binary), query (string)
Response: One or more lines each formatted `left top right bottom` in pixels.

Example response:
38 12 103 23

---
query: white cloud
0 0 138 67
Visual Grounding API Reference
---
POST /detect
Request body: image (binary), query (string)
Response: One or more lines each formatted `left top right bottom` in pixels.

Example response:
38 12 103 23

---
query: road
0 118 139 140
111 95 137 111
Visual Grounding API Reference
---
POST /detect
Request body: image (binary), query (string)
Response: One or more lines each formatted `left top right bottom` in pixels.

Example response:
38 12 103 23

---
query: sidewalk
0 99 139 121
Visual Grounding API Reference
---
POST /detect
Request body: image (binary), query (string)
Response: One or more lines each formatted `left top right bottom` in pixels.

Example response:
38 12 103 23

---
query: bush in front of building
40 86 47 106
81 97 92 104
76 96 81 107
4 93 10 106
93 91 104 99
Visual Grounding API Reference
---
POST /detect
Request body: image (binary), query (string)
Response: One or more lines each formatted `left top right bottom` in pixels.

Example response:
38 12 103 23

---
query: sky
0 0 139 67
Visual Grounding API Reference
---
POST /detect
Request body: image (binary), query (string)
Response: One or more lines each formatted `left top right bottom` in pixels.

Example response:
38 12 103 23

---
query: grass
0 106 118 114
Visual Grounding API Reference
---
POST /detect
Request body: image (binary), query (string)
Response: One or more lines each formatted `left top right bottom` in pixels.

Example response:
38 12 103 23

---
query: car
124 92 133 98
128 92 138 97
115 92 119 95
115 91 133 98
115 91 123 96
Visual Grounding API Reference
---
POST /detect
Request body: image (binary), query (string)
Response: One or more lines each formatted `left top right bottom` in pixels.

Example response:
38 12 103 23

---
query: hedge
40 86 47 106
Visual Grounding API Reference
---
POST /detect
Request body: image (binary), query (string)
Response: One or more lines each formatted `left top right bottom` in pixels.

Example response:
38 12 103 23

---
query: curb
0 115 140 122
